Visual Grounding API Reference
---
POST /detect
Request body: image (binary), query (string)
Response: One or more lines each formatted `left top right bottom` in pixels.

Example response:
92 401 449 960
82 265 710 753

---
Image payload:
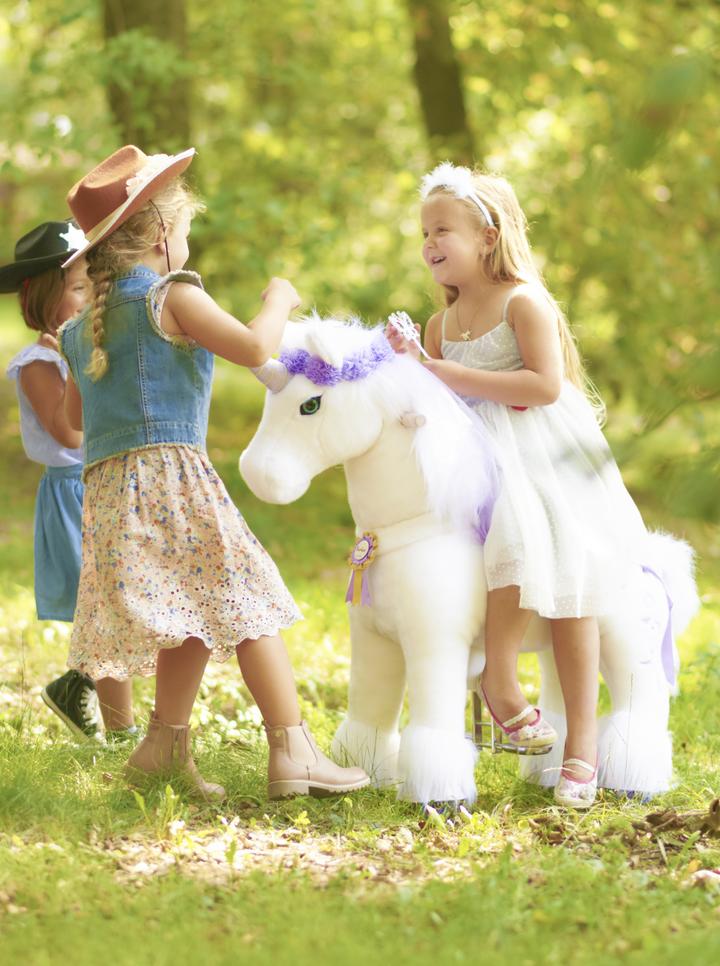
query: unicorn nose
239 447 309 505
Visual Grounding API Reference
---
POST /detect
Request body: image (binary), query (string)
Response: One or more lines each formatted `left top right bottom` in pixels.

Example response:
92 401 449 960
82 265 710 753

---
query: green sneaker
41 670 100 741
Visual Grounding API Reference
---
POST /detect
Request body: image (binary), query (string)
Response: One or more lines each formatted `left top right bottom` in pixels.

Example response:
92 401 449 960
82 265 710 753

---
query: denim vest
59 266 214 470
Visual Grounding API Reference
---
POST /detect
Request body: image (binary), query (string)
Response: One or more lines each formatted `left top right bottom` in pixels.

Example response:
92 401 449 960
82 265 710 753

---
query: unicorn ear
280 315 349 367
304 319 348 368
400 411 427 429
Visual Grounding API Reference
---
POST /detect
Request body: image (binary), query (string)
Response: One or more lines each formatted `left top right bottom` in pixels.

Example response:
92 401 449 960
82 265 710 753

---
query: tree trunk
405 0 475 163
102 0 191 152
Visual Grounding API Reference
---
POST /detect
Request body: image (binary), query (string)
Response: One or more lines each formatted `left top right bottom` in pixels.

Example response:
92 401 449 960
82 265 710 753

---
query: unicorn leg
397 635 477 804
516 649 567 787
331 612 405 787
597 568 674 796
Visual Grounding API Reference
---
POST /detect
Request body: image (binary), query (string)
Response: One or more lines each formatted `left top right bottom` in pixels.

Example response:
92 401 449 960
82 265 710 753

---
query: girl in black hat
3 221 136 742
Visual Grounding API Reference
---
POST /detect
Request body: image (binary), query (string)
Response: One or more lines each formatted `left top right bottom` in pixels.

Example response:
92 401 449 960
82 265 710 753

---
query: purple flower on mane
279 333 394 387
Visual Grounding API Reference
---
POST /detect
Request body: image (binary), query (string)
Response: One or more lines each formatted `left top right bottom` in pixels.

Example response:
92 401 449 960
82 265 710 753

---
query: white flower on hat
126 154 172 198
59 223 87 252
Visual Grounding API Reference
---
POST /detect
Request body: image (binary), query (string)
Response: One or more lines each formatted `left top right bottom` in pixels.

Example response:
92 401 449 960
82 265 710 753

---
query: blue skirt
34 464 83 622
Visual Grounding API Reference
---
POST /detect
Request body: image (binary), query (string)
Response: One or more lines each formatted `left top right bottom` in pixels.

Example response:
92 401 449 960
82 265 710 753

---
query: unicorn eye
299 396 322 416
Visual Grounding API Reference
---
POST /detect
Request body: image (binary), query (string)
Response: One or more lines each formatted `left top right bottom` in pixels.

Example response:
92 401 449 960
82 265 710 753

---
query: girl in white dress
388 164 648 807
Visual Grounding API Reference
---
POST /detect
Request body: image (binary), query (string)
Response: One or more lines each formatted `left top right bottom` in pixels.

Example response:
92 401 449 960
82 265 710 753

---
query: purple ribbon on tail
642 564 676 688
345 532 378 607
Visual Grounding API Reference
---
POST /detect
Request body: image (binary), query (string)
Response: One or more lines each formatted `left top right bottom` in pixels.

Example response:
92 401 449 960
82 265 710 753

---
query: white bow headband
420 162 495 228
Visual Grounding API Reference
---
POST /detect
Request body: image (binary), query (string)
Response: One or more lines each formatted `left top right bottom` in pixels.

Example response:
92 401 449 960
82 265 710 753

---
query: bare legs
481 585 533 721
126 636 221 799
127 631 367 798
154 636 210 725
235 633 368 797
482 585 599 780
551 616 599 778
236 633 302 727
95 677 135 731
92 638 210 733
145 632 302 728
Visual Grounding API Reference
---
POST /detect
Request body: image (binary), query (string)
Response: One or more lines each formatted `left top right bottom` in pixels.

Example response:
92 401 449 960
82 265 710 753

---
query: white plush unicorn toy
240 317 698 805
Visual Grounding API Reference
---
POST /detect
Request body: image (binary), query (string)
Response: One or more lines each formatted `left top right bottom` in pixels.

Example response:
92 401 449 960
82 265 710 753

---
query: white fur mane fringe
285 317 500 533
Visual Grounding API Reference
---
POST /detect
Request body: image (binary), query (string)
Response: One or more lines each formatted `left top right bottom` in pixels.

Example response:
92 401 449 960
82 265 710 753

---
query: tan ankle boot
265 720 370 799
126 713 226 802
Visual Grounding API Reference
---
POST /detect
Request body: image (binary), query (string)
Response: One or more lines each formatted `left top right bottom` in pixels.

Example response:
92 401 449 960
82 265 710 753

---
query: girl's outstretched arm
21 361 82 448
424 291 563 406
162 277 300 368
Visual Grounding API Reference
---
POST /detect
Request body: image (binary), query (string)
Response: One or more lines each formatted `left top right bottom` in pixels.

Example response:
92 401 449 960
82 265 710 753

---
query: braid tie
85 270 112 381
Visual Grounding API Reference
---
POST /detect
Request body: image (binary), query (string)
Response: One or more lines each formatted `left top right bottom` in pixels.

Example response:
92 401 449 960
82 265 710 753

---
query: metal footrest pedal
472 691 553 756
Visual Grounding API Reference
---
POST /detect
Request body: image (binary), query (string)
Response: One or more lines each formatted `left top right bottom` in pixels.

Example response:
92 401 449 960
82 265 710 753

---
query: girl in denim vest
2 221 136 742
58 145 368 801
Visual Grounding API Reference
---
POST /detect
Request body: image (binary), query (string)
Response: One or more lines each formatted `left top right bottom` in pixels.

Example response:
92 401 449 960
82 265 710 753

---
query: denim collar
114 264 160 283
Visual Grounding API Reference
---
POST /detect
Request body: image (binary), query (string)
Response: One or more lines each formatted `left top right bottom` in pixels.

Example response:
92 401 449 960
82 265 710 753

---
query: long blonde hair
84 177 205 381
428 172 604 419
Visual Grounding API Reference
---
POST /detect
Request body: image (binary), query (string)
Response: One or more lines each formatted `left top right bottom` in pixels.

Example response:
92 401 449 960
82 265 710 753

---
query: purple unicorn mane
278 332 393 387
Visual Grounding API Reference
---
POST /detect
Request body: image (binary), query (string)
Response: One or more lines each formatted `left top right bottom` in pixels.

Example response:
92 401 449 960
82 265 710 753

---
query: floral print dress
68 440 301 680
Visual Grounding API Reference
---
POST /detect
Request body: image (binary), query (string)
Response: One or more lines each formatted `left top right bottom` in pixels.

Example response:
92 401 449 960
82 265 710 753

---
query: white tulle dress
441 286 648 619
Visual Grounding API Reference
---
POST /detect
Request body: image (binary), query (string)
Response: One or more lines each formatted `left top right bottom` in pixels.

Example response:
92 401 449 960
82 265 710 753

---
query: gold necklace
455 300 483 341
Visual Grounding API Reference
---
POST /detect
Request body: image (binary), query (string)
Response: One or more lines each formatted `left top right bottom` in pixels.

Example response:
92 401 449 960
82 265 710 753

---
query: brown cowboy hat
62 145 195 267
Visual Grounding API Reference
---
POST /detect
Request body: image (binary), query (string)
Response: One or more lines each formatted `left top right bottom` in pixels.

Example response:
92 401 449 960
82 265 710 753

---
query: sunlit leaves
0 0 718 518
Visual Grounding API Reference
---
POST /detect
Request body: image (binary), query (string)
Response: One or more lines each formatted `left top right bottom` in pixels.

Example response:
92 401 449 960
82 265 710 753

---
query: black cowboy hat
0 221 87 293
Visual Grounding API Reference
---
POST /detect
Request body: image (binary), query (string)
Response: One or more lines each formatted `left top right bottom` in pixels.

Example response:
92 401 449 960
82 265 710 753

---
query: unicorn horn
251 360 290 393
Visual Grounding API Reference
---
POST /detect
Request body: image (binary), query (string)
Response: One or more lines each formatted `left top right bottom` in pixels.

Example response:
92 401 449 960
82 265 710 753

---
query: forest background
1 3 719 964
1 0 718 527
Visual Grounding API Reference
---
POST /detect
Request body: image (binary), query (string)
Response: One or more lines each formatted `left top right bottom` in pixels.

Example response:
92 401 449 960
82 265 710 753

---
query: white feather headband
420 162 494 228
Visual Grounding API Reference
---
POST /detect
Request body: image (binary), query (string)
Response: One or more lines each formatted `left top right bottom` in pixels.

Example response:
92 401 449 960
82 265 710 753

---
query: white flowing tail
645 530 699 642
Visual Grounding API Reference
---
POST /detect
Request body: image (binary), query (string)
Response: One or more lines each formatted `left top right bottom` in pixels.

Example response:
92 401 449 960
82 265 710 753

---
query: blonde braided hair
84 176 205 381
84 270 113 379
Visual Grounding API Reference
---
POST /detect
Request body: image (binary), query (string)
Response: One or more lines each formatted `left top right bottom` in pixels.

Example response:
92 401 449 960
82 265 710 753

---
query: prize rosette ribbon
345 531 379 606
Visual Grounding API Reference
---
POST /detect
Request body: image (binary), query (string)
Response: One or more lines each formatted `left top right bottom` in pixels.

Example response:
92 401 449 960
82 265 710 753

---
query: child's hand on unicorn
386 311 429 359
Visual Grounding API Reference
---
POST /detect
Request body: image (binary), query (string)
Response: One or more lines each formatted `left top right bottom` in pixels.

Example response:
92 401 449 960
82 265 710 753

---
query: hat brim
0 252 71 294
62 148 196 268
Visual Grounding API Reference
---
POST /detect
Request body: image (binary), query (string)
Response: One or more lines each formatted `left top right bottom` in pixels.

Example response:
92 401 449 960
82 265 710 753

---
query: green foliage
449 1 720 518
0 0 718 513
99 28 192 130
1 302 720 963
1 8 719 955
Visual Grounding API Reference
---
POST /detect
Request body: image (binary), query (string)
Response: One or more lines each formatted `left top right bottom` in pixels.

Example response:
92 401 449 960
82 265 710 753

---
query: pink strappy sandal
554 758 598 809
476 686 557 754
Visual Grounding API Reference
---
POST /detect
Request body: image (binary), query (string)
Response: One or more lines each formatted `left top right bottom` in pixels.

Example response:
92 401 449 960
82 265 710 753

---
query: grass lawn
1 306 719 965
